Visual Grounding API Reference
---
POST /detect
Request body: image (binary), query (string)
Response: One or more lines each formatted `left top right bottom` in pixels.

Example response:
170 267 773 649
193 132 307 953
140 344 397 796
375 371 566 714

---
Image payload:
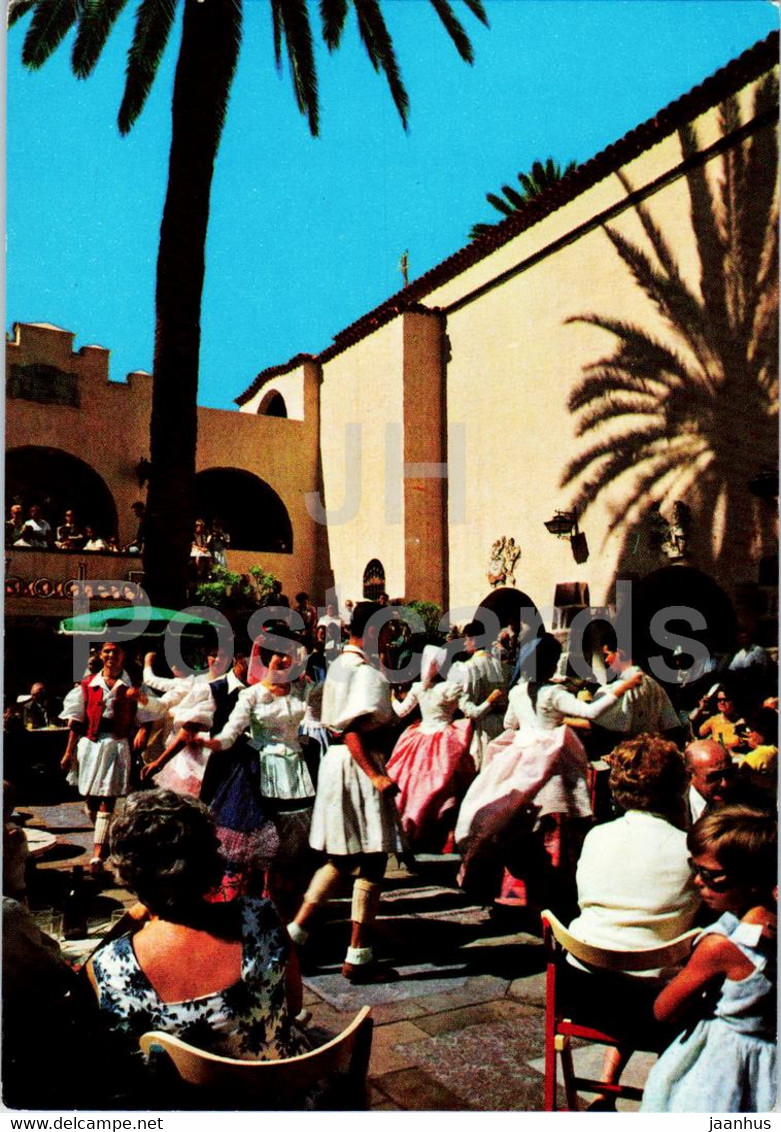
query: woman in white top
455 633 642 910
200 632 313 919
562 734 698 1109
387 644 500 851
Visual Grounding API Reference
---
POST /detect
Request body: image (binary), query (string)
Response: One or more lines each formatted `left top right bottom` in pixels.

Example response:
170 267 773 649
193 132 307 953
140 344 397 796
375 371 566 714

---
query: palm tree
10 0 488 607
561 74 778 575
469 156 576 240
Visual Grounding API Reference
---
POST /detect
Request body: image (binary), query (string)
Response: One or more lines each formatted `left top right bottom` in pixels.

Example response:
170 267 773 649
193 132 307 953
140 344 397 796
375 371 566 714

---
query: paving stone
508 971 547 1007
368 1020 432 1076
412 998 539 1036
409 973 510 1014
371 1067 466 1111
302 967 470 1012
307 1000 351 1032
395 1017 551 1110
367 998 431 1024
526 1043 653 1112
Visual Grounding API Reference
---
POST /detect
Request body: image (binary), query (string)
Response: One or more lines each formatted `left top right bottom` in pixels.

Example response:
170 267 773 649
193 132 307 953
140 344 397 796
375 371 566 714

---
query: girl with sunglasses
642 805 777 1112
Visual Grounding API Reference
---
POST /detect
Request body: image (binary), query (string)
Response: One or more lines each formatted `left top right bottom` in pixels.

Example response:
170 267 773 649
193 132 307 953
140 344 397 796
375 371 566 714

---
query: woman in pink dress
387 645 501 852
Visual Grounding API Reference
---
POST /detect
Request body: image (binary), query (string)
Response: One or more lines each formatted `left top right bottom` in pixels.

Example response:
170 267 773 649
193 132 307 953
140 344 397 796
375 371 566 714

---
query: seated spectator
5 504 25 545
738 707 778 783
641 806 777 1113
86 791 305 1060
684 739 738 824
728 629 772 672
82 525 110 552
3 896 114 1108
563 734 699 1110
190 518 212 579
55 509 85 550
14 504 52 548
696 684 747 751
21 682 53 729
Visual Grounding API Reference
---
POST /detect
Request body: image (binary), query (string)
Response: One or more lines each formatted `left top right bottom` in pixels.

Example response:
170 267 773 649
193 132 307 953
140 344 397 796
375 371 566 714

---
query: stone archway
194 468 293 553
6 445 118 540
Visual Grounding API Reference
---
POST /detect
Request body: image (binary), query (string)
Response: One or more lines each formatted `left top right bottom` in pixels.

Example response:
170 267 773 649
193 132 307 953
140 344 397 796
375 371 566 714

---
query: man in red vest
60 642 144 874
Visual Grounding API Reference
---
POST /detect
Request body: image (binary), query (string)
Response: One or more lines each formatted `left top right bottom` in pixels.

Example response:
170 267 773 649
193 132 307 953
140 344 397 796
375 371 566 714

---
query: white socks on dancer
288 922 309 946
344 946 373 967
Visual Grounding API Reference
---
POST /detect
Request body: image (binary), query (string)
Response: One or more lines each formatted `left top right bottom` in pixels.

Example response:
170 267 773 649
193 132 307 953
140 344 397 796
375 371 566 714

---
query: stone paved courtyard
18 799 654 1111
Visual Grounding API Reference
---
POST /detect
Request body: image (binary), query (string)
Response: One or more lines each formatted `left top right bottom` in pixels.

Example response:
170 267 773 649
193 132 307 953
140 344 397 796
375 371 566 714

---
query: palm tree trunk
143 0 241 608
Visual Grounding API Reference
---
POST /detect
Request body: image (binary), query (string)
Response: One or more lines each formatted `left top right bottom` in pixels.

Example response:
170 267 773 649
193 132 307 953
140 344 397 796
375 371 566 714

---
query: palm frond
468 221 495 241
603 226 718 382
8 0 37 28
460 0 488 26
574 392 663 436
319 0 348 49
427 0 474 64
352 0 409 127
564 432 705 515
561 425 674 491
569 366 676 414
485 191 514 217
72 0 129 77
500 183 525 209
273 0 318 135
678 120 730 330
22 0 82 68
117 0 176 134
739 80 779 314
271 0 282 64
566 315 696 388
604 442 711 535
616 170 685 290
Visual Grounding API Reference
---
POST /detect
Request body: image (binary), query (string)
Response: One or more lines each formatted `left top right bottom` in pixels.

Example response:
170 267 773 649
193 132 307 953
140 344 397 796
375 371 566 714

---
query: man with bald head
684 739 738 824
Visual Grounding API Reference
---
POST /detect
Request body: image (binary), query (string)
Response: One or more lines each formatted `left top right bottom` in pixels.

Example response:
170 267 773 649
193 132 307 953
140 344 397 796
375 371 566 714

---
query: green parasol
58 606 218 637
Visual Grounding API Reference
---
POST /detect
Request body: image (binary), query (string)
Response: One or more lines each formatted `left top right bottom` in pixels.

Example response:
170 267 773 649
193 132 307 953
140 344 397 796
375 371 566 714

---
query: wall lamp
544 510 579 539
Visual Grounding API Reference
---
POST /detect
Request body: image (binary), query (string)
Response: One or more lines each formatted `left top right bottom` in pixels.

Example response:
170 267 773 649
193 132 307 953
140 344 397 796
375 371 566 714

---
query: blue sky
6 0 778 409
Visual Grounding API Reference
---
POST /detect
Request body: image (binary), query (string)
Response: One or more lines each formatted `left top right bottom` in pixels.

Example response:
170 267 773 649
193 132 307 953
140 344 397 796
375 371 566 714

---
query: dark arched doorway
629 565 737 677
473 586 541 632
6 446 118 540
194 468 292 553
363 559 386 600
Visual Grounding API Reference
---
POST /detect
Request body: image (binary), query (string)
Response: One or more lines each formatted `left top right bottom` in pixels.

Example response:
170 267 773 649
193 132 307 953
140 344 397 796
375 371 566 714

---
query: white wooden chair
139 1005 373 1109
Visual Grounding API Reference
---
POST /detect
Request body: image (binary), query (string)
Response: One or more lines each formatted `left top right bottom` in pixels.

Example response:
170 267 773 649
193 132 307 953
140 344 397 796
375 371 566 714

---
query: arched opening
363 559 386 600
194 468 293 553
629 565 737 681
5 446 118 542
473 586 541 633
257 390 288 418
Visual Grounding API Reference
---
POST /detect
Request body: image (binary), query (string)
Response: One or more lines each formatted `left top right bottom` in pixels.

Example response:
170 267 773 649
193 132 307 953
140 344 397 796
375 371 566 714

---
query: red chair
541 909 698 1111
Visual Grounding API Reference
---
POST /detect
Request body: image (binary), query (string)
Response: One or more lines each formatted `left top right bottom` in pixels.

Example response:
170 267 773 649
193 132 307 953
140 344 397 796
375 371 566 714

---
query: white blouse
394 680 493 734
212 683 312 800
